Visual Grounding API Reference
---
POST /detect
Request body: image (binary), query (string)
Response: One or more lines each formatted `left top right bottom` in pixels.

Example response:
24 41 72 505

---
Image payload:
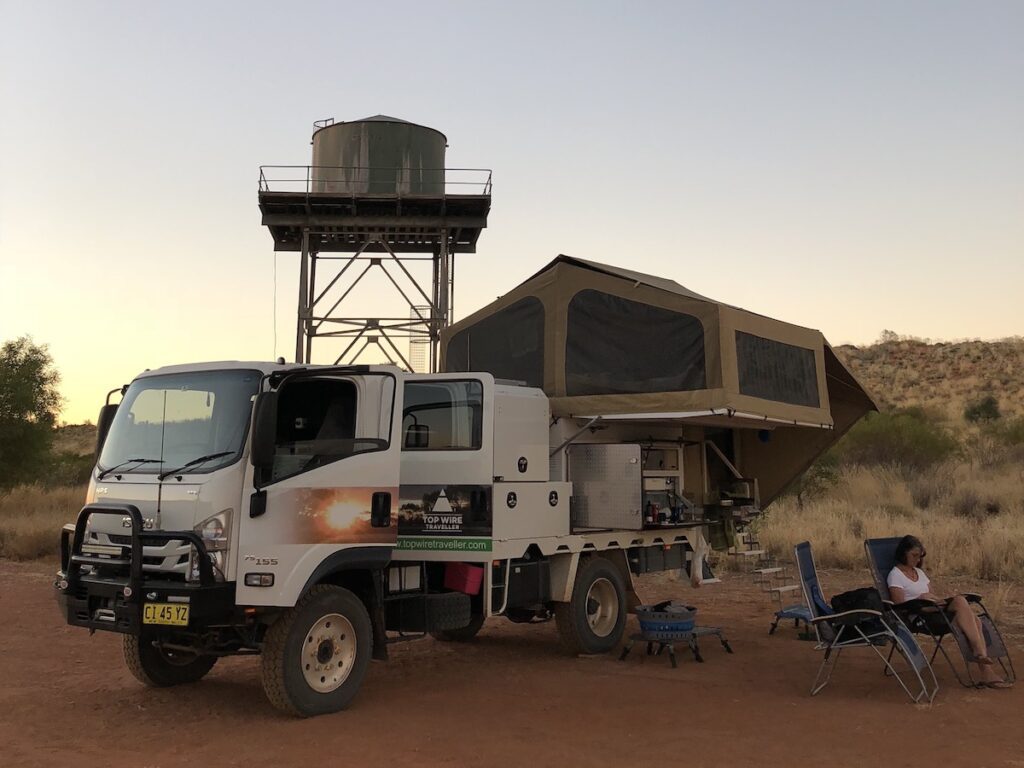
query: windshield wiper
97 458 162 481
157 451 235 481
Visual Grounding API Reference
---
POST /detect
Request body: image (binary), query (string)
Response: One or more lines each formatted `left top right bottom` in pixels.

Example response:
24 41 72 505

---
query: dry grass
757 464 1024 582
0 485 86 560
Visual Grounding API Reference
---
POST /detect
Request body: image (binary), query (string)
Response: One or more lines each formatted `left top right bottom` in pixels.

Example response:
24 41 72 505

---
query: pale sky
1 1 1021 424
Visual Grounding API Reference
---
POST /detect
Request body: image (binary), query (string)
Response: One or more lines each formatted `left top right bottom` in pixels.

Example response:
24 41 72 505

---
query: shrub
964 395 1001 423
951 489 982 518
44 452 94 488
985 416 1024 447
834 409 959 471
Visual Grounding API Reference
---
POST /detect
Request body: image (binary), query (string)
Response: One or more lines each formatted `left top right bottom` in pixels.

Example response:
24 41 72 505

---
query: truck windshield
98 369 262 477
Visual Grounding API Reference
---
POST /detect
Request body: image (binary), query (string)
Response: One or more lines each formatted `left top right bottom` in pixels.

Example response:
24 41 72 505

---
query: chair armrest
809 609 882 624
896 598 944 613
961 592 983 604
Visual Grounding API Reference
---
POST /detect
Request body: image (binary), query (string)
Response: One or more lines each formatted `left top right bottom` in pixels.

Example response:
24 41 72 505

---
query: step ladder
730 532 812 638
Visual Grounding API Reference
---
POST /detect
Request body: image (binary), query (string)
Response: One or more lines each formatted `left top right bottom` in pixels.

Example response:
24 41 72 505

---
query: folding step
770 585 800 594
753 567 783 575
728 549 765 558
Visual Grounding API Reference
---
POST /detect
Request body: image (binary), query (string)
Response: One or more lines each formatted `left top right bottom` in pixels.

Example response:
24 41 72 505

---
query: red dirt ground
1 559 1021 768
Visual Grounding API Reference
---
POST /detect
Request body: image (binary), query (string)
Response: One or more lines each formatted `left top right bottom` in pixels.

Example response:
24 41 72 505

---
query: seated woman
888 535 1011 689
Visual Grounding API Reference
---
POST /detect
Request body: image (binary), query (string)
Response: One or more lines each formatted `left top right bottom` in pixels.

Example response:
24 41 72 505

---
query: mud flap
371 576 389 660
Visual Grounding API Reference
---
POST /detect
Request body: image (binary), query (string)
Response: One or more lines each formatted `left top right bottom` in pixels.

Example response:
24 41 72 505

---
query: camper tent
441 255 875 506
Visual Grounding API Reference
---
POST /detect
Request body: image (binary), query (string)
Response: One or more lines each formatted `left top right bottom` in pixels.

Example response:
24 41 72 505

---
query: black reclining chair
864 536 1015 688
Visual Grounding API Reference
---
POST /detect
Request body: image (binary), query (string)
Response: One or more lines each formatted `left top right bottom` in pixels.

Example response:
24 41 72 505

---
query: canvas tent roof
440 255 877 505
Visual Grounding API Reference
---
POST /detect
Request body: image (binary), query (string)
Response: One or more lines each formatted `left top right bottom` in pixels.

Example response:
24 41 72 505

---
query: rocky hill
52 336 1022 451
834 334 1024 422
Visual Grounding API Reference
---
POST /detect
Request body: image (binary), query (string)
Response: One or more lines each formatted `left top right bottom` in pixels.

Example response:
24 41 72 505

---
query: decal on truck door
397 485 492 537
279 487 399 544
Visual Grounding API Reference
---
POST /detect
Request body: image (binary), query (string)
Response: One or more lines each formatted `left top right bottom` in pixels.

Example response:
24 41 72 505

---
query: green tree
0 337 63 488
787 453 839 509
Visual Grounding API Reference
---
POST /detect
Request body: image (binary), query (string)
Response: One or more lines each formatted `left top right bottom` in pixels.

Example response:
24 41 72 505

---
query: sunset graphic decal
291 487 397 544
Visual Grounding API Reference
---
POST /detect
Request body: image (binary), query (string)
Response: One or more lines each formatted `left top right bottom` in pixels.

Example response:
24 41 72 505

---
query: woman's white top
887 566 930 602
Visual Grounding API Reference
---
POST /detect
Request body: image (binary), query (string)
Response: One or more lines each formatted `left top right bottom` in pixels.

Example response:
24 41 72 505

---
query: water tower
258 115 491 369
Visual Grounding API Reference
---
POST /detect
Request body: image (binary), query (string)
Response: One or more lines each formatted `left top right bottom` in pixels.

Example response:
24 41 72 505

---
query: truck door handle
371 492 392 527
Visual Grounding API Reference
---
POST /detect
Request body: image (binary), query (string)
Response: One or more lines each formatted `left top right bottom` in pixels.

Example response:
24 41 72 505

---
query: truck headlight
187 509 232 582
196 509 232 552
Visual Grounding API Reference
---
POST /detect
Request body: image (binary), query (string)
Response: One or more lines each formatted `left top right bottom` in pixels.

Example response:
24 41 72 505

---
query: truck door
237 369 403 606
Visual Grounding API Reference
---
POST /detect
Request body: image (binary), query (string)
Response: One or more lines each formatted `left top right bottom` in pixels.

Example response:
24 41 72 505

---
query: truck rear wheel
554 557 626 655
261 584 372 717
123 633 217 687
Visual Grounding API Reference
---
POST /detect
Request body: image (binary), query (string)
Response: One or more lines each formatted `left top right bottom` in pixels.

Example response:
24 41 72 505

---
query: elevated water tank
311 115 446 195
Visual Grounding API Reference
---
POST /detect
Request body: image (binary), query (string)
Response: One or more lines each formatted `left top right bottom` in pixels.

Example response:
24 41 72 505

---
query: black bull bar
55 503 229 634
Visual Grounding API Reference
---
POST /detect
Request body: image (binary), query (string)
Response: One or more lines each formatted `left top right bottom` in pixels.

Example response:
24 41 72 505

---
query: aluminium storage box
567 443 642 530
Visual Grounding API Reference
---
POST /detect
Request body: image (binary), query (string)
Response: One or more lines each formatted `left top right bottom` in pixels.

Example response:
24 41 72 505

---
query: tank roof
357 114 410 123
310 115 447 142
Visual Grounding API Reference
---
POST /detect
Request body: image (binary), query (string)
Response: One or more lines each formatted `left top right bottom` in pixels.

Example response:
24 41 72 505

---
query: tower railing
258 166 492 196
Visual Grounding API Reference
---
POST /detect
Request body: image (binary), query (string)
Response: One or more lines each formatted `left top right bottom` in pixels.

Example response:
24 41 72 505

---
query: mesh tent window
566 289 706 396
445 297 544 387
736 331 819 407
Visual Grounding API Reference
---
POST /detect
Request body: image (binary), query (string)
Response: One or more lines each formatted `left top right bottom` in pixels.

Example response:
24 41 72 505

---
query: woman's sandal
976 654 995 666
982 680 1013 689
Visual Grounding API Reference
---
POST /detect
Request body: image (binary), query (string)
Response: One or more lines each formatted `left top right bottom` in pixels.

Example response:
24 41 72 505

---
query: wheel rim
302 613 357 693
585 577 619 637
159 648 201 667
146 637 201 667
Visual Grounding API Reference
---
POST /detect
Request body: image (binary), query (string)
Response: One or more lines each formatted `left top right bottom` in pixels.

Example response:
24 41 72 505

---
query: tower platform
258 167 491 253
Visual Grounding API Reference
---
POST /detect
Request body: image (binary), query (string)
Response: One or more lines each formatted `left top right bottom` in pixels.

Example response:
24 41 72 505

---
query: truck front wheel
261 584 372 717
554 557 626 655
123 633 217 687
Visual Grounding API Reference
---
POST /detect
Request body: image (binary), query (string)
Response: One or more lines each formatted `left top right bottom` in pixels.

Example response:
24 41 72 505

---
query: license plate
143 602 190 626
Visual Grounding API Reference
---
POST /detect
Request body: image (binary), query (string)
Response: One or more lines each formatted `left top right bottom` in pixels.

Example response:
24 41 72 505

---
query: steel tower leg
295 228 310 364
433 230 450 373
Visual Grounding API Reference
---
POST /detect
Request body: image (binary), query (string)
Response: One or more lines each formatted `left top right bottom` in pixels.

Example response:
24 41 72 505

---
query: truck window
402 380 482 451
98 370 260 475
270 377 388 481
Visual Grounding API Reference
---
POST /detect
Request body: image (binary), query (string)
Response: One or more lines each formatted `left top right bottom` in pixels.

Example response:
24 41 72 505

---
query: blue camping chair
795 541 938 703
864 537 1016 688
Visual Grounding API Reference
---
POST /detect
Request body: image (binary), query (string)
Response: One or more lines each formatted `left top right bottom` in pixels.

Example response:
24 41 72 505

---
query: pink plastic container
444 562 484 595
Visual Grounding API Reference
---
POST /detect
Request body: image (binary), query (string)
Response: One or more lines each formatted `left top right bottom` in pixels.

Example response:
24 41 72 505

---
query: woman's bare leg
971 615 1005 683
947 595 987 658
945 596 1007 683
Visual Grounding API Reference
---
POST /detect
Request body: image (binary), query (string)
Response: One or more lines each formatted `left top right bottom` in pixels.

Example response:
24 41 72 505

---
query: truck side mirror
250 391 279 470
95 404 118 458
404 423 429 449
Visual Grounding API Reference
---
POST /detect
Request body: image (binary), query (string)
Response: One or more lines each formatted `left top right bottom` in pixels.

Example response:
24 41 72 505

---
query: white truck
55 361 714 716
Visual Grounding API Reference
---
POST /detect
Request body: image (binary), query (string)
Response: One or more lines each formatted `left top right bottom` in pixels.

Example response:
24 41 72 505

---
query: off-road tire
430 612 485 642
122 633 217 687
554 557 627 655
261 585 372 717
